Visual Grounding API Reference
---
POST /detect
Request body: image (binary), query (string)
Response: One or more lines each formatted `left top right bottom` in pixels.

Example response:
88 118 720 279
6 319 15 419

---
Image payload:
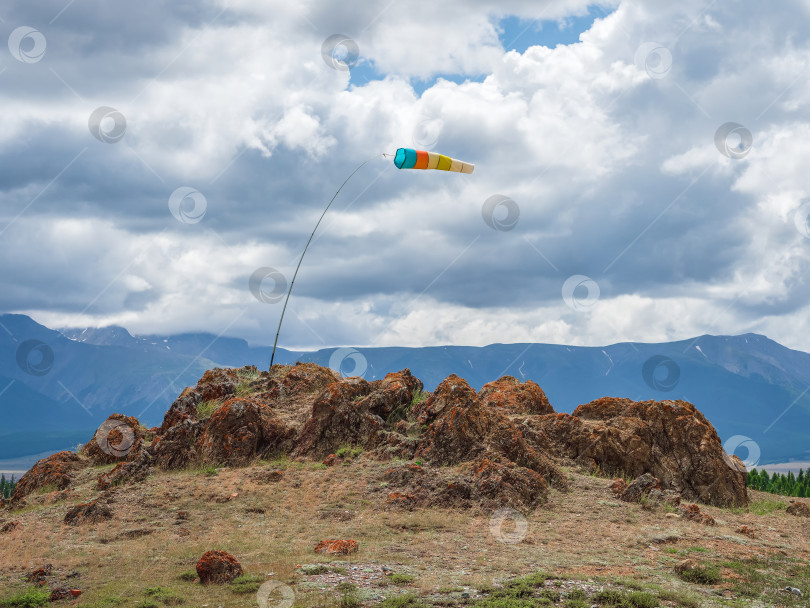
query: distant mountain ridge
1 313 809 465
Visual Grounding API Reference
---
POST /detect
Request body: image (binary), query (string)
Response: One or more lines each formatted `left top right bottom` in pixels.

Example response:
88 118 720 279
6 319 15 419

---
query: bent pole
269 156 379 369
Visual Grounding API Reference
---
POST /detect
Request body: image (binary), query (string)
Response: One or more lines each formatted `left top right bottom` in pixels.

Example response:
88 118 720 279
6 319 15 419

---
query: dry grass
1 462 809 607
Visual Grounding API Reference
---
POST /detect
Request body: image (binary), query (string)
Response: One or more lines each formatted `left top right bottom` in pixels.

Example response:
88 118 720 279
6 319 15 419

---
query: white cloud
4 0 810 354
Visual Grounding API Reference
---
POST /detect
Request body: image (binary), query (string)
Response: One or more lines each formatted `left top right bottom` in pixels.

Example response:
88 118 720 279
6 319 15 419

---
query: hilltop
4 314 810 466
2 363 809 607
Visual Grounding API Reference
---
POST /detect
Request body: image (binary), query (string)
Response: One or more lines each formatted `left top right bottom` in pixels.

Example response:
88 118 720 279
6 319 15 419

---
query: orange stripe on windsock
414 149 429 169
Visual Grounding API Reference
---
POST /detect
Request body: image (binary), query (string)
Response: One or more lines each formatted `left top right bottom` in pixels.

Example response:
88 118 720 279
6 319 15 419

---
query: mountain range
1 313 808 465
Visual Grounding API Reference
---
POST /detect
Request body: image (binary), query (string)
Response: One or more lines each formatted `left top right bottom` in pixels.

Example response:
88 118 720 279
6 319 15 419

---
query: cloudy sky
2 0 810 352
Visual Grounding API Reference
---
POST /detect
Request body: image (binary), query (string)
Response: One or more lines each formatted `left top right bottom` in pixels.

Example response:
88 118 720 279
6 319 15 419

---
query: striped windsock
393 148 474 174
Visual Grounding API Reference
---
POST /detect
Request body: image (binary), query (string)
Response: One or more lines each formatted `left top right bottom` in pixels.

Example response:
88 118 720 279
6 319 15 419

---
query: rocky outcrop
196 550 243 584
477 376 553 416
11 452 84 501
536 397 748 507
24 361 747 515
81 414 145 464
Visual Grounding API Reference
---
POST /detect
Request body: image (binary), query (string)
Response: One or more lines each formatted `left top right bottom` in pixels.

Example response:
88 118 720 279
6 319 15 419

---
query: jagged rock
196 550 243 584
158 388 201 435
64 499 113 525
787 502 810 517
295 372 421 458
680 503 715 525
471 458 549 509
196 397 269 465
620 473 661 502
81 414 145 465
97 453 151 490
413 375 566 492
196 368 239 402
413 375 489 464
151 419 204 469
12 452 83 501
314 539 358 555
536 397 749 507
477 376 554 416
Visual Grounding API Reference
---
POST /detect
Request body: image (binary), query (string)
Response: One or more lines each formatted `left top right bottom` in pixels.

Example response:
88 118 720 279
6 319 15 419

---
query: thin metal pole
270 156 380 368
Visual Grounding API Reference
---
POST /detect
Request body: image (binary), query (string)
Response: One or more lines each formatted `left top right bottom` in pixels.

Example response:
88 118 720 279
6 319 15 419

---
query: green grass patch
675 564 720 585
379 594 425 608
0 588 50 608
593 590 658 608
176 571 197 583
195 400 219 419
389 574 416 585
339 591 362 608
230 574 264 594
335 445 363 459
144 587 184 606
656 589 700 608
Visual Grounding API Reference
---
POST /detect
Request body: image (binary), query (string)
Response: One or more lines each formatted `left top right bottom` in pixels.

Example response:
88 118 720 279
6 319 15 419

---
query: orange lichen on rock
196 550 243 584
314 539 359 555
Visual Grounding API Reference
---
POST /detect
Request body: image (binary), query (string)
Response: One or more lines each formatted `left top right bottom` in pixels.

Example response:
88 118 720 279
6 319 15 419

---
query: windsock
393 148 474 174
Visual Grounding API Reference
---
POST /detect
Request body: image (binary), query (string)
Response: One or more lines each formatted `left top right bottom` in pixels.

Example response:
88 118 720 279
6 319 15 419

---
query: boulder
536 397 749 507
64 499 113 525
12 451 83 501
477 376 554 416
81 414 145 465
196 550 243 584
